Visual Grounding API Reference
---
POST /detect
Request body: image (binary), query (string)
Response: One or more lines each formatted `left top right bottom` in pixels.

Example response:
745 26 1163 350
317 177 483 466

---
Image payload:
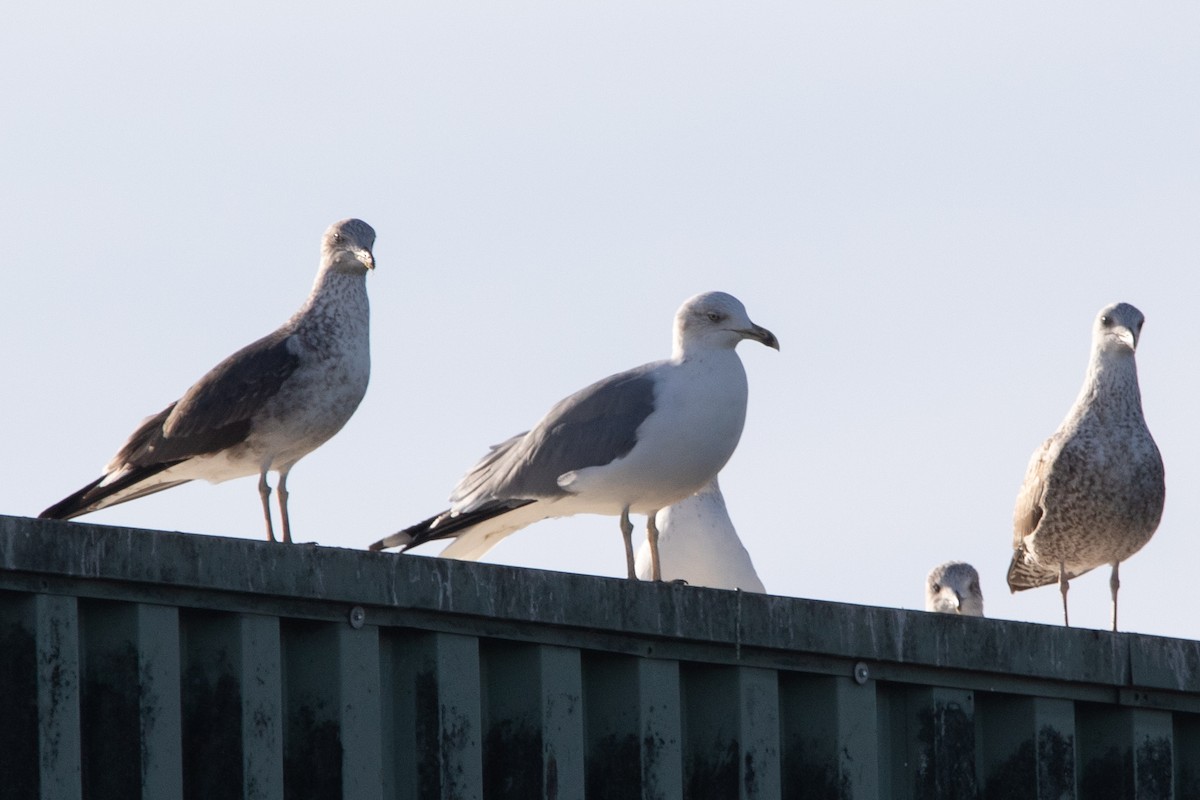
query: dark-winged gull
40 218 376 543
634 477 766 592
1007 302 1165 631
370 291 778 579
925 561 984 616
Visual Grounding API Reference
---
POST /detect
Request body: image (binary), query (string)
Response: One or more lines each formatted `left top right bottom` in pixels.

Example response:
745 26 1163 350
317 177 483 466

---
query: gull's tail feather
368 510 443 552
39 463 188 521
41 403 196 521
370 499 539 559
1007 548 1086 593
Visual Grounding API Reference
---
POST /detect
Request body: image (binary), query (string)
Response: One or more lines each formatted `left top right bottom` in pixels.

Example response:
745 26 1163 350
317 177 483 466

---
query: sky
2 3 1198 639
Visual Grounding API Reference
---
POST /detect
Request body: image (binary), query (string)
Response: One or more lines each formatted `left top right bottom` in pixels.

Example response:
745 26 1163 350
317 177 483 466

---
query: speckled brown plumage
40 219 376 543
1008 302 1165 631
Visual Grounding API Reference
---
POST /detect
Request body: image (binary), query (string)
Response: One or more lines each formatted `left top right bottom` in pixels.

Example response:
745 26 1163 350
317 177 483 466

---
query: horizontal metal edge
3 515 1198 694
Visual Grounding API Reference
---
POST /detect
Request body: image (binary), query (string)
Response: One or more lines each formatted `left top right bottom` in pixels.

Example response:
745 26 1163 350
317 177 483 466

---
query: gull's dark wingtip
39 476 107 520
372 501 539 554
369 510 448 553
368 531 414 552
39 463 186 522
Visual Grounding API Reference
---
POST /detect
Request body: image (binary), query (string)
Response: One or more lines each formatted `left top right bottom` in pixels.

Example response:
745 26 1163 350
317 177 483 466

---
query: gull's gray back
451 363 661 510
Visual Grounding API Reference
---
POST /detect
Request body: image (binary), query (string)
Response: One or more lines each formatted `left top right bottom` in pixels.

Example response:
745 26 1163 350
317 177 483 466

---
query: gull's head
673 291 780 356
1093 302 1144 355
323 218 376 275
925 561 984 617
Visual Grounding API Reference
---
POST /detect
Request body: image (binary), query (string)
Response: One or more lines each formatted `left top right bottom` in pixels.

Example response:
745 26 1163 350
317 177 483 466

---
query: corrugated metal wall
1 515 1198 799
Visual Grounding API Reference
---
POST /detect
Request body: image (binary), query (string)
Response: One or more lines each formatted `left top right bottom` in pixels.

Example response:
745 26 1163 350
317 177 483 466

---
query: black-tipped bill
745 324 780 350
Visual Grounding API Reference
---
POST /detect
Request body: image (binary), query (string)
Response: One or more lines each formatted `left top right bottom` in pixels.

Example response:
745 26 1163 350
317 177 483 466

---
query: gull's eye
1100 315 1112 327
333 233 344 244
931 583 941 593
706 312 723 323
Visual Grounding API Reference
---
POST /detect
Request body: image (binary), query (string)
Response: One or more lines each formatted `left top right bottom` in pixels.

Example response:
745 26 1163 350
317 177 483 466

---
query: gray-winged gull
634 476 766 592
1008 302 1165 630
925 561 984 616
370 291 778 580
40 218 376 543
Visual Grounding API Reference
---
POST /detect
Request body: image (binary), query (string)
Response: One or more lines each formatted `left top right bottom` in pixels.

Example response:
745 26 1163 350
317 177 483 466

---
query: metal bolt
348 606 366 629
853 662 870 685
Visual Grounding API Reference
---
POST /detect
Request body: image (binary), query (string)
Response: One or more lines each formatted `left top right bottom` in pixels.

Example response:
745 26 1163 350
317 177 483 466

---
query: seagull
40 218 376 543
370 291 778 579
925 561 984 616
634 477 766 592
1008 302 1165 631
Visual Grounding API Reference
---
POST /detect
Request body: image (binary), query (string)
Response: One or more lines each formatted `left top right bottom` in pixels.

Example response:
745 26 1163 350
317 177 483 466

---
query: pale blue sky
3 4 1198 637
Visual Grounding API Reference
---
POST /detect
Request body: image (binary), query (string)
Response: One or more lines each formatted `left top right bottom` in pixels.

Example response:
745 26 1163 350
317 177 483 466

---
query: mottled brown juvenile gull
370 291 779 580
925 561 984 616
40 218 376 543
1007 302 1165 630
634 477 766 592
